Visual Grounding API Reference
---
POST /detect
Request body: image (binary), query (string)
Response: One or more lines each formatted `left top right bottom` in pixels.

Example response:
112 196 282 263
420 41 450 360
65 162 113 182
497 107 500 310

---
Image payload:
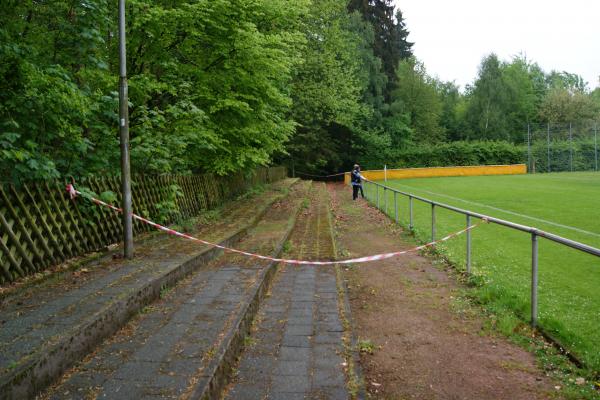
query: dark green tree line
2 0 597 181
1 0 309 182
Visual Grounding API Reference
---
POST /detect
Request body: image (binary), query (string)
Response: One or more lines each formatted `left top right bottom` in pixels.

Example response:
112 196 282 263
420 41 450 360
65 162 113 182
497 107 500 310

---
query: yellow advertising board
344 164 527 184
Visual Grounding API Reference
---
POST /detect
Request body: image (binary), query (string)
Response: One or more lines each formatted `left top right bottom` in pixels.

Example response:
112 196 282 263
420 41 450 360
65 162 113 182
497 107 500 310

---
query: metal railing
363 179 600 327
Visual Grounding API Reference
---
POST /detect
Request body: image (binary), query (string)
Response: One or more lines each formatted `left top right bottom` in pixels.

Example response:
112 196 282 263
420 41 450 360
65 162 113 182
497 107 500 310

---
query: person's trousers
352 185 364 200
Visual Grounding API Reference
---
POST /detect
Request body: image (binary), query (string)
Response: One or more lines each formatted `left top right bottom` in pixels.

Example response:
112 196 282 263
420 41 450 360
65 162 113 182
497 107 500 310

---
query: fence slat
9 185 57 264
0 186 47 268
0 167 286 282
44 182 85 255
0 211 36 274
23 183 68 261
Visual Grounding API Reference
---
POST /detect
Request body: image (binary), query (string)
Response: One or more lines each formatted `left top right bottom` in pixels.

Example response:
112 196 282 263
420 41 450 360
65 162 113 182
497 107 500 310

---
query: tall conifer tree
349 0 413 99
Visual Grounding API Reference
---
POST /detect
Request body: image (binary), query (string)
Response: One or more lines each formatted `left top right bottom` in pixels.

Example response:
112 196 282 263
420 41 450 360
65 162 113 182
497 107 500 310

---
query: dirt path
329 183 561 400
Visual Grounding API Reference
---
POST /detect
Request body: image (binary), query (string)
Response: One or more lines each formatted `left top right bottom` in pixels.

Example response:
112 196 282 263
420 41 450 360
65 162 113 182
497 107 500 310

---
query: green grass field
365 172 600 372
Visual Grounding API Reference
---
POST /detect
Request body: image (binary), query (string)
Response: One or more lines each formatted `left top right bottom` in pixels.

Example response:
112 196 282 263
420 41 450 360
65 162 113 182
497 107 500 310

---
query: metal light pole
527 124 531 173
569 122 573 172
119 0 133 258
547 123 550 173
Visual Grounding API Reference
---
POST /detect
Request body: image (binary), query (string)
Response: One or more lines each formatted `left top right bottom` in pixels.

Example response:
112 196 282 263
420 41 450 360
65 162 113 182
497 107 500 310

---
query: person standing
351 164 365 200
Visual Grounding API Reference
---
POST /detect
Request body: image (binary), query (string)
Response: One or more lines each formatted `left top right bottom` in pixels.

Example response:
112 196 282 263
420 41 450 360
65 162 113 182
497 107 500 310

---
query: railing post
431 203 436 245
376 185 380 209
409 196 413 231
394 191 398 223
384 186 387 215
531 232 539 327
466 214 472 274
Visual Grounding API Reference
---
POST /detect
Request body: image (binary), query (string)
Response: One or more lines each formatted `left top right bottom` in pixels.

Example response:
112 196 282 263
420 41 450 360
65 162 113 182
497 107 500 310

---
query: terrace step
39 180 312 400
0 179 299 400
223 182 351 399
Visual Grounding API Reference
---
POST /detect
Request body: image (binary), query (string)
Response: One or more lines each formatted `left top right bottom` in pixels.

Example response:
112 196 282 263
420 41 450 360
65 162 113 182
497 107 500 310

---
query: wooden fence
0 166 287 284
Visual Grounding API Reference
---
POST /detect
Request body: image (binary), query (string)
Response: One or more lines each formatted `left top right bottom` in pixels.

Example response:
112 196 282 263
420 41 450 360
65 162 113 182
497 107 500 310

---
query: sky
395 0 600 90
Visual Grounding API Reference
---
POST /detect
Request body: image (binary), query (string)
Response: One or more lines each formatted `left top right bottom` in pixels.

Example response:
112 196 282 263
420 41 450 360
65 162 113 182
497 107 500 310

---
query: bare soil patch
329 183 561 400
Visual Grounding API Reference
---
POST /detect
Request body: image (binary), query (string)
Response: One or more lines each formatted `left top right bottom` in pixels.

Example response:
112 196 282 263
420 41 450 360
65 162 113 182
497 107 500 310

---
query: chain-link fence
526 121 599 173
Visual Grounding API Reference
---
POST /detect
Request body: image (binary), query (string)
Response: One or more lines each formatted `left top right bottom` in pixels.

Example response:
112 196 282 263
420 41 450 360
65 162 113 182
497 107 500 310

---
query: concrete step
39 180 312 400
0 179 299 400
223 182 351 399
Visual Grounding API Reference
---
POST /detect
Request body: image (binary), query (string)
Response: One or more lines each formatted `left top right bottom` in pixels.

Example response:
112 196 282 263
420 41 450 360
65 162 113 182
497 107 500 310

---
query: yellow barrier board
344 164 527 184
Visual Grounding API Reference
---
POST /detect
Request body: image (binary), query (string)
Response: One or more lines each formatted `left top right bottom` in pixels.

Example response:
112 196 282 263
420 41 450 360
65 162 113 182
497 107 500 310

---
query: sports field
368 171 600 372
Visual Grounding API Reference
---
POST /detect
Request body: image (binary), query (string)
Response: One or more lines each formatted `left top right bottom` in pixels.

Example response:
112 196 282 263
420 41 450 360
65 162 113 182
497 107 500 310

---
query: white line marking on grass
398 184 600 239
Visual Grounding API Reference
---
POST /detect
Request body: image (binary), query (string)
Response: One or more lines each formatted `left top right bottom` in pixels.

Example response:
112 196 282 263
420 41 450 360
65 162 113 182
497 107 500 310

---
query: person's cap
353 164 359 169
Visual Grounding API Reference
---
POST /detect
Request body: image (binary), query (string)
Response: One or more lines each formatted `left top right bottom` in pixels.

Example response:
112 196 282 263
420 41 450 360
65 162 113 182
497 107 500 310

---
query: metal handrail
365 179 600 257
362 178 600 327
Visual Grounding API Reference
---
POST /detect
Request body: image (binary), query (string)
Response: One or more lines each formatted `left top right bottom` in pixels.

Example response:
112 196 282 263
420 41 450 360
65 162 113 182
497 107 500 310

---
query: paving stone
282 335 311 348
225 384 268 400
223 184 348 400
313 332 342 345
288 308 313 318
313 353 344 370
160 357 200 376
285 324 314 336
309 387 348 400
289 301 314 310
271 374 310 393
278 346 311 361
112 360 160 381
320 321 344 332
312 367 346 388
268 392 307 400
316 292 337 299
98 379 144 399
288 315 313 325
264 305 286 313
276 360 309 376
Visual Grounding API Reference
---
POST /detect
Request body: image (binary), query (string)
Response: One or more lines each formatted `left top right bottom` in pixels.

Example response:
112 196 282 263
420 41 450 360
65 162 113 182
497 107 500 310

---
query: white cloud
395 0 600 90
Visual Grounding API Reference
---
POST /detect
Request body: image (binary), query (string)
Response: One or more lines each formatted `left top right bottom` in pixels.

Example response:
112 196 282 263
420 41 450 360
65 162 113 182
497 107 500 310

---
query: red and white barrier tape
294 171 347 178
66 184 485 265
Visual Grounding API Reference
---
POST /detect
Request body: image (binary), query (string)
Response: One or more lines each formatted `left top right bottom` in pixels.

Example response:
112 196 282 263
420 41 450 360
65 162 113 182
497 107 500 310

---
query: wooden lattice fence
0 166 286 283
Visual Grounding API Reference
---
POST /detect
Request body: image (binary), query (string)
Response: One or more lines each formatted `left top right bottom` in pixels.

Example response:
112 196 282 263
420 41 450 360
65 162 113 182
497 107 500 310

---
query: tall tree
286 0 369 173
436 81 465 141
391 58 444 144
349 0 413 99
464 54 511 140
539 88 598 123
0 0 309 182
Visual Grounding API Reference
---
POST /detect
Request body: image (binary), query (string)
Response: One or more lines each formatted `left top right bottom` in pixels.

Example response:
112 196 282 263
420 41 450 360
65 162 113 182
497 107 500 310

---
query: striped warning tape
294 171 347 178
66 184 485 265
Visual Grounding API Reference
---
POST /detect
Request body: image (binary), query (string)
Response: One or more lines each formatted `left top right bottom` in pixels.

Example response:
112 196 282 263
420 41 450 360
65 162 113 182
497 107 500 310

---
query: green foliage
2 0 596 179
357 339 375 354
387 141 524 168
348 0 413 99
286 0 370 173
0 0 308 183
538 88 599 123
155 184 183 224
391 58 444 143
528 139 599 172
99 191 117 204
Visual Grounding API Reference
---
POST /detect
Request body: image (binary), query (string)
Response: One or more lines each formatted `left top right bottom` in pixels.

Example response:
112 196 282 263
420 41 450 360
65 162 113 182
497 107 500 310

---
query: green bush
387 141 525 168
529 139 598 172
